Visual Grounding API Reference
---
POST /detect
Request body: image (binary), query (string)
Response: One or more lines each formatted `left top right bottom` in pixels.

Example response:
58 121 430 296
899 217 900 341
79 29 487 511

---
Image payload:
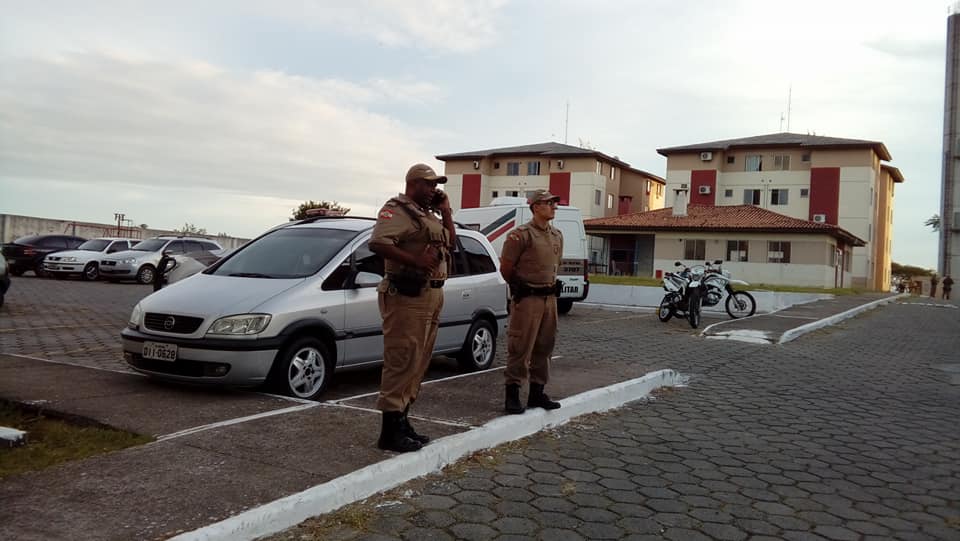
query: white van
455 197 589 314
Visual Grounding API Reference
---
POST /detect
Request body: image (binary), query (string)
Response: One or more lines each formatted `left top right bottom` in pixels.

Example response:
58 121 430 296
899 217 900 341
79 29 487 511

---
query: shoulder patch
379 209 394 219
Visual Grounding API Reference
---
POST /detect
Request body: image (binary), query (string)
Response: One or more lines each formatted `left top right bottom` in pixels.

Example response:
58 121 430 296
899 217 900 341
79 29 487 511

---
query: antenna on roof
786 84 792 132
564 99 570 144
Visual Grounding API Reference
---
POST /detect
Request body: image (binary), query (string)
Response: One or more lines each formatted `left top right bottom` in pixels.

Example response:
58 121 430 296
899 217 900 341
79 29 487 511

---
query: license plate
562 285 580 294
142 341 177 362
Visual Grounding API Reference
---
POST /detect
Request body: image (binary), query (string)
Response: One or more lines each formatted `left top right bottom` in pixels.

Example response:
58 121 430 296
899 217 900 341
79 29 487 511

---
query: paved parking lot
1 276 958 540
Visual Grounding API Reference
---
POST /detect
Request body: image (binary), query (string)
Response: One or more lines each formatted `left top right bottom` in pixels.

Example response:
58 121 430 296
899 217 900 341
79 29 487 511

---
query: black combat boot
528 383 561 410
505 384 525 414
401 404 430 444
377 411 422 453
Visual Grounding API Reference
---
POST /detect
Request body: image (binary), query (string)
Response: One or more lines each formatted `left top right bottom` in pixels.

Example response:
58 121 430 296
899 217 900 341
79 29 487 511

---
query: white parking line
0 352 141 376
323 402 475 428
155 403 320 442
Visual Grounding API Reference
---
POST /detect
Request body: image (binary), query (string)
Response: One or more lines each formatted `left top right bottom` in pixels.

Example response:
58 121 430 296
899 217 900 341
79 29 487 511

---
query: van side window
450 240 467 277
322 241 383 290
460 236 496 275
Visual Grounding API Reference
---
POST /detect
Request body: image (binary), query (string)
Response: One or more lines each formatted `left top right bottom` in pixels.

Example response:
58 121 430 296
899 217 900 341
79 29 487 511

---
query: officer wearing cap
368 163 455 452
500 189 564 414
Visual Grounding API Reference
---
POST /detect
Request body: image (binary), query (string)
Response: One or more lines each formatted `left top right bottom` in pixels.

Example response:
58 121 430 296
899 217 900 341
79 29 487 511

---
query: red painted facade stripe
487 220 516 243
690 170 717 206
809 167 840 225
461 174 482 209
549 172 571 205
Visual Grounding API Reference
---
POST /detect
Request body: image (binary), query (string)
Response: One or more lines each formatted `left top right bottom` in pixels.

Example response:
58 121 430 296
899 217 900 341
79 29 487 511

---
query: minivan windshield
77 239 110 252
211 227 356 279
131 239 167 252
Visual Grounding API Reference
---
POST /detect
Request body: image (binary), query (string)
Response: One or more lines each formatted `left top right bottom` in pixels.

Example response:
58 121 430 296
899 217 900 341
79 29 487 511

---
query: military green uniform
369 193 450 412
502 220 563 386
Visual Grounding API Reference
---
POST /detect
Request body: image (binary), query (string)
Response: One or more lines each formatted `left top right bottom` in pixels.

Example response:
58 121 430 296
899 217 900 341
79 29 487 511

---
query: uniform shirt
501 220 563 287
369 193 450 280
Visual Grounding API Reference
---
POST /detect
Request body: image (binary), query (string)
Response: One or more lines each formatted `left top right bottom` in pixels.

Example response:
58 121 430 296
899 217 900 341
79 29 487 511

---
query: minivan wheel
82 262 99 281
557 299 574 315
136 265 156 285
457 319 496 372
271 337 333 400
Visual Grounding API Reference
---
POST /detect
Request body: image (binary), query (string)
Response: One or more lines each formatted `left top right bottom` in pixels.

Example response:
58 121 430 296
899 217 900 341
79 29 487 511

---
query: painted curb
777 294 908 344
169 369 682 541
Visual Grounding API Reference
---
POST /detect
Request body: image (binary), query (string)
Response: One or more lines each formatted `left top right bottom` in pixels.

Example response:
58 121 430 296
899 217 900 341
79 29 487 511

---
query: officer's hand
433 190 451 214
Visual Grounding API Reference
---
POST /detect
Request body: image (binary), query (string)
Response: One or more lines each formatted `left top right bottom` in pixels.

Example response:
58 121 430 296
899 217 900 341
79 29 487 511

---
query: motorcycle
658 261 706 329
700 260 757 319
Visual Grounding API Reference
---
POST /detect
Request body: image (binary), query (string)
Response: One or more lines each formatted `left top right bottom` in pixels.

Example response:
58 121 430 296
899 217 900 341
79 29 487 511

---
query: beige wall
619 170 665 213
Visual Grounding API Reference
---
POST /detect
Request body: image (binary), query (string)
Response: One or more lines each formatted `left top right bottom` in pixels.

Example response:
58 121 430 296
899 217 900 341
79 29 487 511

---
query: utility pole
114 212 125 236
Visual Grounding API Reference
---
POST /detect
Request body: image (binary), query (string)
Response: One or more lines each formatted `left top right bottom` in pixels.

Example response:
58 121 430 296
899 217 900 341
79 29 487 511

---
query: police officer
500 189 564 414
368 163 455 452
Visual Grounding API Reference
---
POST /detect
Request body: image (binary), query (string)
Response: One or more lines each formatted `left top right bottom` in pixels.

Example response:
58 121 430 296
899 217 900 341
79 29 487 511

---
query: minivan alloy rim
471 327 493 366
289 347 325 397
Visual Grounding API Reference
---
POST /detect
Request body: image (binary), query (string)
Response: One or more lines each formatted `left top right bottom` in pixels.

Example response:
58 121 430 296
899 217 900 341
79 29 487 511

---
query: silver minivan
121 216 508 400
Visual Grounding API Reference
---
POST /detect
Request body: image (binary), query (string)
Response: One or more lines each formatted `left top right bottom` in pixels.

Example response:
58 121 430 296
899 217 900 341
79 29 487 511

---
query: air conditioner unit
680 183 688 189
698 185 711 195
699 151 713 161
557 160 564 169
812 214 827 223
472 160 480 170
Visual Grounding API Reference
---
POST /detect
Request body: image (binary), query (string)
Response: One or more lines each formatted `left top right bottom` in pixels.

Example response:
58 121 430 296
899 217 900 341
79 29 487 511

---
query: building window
527 161 541 175
506 162 520 176
726 240 748 262
594 189 601 205
724 189 733 198
800 188 809 198
744 189 761 205
507 190 519 197
830 247 839 267
773 155 790 170
657 184 663 197
844 250 851 271
726 155 735 164
801 153 811 162
645 180 651 194
491 190 499 198
745 155 762 172
607 193 614 209
684 239 706 260
611 166 617 180
768 241 791 263
494 161 500 169
771 189 789 205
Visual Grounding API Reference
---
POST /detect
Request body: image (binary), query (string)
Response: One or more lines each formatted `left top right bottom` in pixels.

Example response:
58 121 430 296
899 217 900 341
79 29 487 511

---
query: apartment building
656 133 904 290
435 142 666 219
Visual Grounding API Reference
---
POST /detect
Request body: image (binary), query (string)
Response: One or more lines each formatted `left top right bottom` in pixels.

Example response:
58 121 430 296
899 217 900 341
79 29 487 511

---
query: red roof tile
584 205 866 246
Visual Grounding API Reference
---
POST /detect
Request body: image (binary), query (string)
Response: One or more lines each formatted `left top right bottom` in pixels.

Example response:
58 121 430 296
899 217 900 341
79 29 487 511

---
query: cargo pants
504 294 557 386
376 287 444 412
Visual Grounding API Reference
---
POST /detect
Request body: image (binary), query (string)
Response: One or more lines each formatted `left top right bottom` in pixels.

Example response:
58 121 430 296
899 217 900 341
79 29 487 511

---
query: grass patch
0 401 153 479
590 274 868 295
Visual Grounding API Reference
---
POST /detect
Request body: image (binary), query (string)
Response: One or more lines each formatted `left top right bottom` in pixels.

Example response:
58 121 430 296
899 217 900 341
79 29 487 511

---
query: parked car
1 234 87 277
121 216 509 400
43 237 139 281
0 257 9 308
154 248 233 290
99 236 224 284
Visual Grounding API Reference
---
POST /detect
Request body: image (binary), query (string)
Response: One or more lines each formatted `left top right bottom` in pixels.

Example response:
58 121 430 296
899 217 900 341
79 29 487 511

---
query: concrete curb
777 293 909 344
169 369 683 541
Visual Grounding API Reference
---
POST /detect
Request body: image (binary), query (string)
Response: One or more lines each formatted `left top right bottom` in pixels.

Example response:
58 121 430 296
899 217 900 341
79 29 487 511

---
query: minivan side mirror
353 271 382 288
714 259 723 264
674 261 683 267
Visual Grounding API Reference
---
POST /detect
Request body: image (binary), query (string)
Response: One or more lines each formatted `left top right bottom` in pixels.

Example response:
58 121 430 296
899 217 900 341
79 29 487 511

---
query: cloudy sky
0 0 949 268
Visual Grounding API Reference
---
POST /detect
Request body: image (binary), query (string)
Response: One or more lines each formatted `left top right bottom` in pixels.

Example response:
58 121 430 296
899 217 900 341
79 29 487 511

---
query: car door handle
461 290 472 298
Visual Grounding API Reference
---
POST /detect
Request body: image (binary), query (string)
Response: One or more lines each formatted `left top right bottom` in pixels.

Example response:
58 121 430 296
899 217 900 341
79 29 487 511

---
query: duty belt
527 285 555 296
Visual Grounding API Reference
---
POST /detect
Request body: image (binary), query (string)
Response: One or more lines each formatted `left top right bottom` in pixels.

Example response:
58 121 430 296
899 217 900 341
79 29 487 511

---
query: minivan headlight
128 303 143 329
207 314 272 336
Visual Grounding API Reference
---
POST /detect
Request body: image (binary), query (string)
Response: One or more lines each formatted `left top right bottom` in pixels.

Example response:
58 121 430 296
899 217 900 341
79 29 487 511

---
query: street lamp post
114 213 126 236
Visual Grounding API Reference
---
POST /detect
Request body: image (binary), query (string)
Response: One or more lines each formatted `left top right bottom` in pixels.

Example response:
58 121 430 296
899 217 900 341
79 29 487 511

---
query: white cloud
0 51 445 235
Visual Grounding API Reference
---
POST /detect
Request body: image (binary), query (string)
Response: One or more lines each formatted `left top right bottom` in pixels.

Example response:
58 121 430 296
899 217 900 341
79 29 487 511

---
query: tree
173 222 207 235
925 214 940 232
891 261 934 282
291 200 351 220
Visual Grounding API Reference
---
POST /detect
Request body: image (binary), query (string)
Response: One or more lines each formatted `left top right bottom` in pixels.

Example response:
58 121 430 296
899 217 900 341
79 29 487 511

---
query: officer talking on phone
368 163 456 452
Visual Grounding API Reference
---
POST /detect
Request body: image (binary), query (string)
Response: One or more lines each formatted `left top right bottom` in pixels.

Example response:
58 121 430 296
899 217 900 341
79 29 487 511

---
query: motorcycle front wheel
725 290 757 319
658 295 674 322
688 288 702 329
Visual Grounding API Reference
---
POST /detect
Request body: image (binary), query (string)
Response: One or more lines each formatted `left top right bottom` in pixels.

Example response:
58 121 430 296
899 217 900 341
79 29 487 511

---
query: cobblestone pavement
266 300 960 540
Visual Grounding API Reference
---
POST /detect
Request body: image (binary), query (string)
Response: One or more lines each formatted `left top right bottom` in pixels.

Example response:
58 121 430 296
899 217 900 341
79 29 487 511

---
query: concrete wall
585 284 832 313
0 213 250 250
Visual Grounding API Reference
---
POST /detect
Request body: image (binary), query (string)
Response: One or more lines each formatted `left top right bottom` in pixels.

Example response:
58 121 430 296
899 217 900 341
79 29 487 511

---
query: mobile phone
430 190 446 207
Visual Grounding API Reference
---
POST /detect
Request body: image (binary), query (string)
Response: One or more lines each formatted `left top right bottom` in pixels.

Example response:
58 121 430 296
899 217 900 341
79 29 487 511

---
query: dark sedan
2 234 87 277
0 257 9 307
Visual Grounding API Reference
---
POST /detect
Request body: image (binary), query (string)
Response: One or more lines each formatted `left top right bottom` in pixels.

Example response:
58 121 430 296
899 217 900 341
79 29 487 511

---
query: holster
554 279 563 297
389 270 427 297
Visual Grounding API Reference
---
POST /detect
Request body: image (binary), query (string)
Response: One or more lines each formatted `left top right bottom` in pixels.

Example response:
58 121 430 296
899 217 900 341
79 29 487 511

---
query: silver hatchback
121 217 508 400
